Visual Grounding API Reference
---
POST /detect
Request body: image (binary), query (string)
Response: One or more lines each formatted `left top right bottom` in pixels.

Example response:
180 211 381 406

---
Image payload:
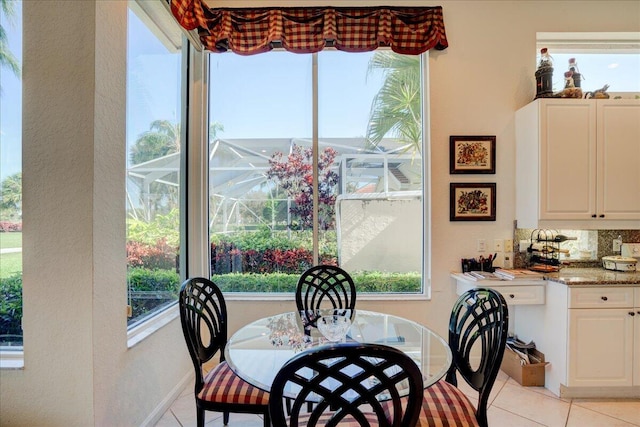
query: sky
0 1 22 181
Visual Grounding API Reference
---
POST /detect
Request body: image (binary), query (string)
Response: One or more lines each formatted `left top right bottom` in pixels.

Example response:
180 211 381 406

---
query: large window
208 50 427 295
0 0 22 347
126 4 185 326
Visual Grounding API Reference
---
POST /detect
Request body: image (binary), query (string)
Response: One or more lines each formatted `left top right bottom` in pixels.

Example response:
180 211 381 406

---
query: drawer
569 287 634 309
493 285 545 305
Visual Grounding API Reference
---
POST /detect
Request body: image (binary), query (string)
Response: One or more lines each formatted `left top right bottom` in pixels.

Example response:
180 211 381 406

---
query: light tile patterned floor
155 370 640 426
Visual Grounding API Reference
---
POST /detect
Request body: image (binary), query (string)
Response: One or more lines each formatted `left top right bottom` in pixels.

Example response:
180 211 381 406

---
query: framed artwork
449 135 496 174
450 183 496 221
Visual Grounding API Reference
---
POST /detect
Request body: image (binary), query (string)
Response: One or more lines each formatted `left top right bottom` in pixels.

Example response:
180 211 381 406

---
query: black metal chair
295 265 356 313
269 342 424 427
179 277 270 427
418 288 509 427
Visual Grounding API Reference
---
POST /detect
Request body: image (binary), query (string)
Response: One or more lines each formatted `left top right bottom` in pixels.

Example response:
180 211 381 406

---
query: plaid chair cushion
418 379 479 427
295 411 381 426
382 379 479 427
197 362 269 406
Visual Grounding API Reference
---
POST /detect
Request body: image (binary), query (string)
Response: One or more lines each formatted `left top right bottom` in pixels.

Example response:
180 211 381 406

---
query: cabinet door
540 100 597 220
568 308 634 387
597 100 640 220
635 312 640 386
633 287 640 386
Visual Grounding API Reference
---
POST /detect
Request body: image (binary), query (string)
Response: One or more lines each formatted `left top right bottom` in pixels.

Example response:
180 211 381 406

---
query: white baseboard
139 371 194 427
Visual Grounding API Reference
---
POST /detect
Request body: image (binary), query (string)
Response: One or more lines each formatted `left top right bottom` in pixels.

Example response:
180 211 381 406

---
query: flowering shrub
0 221 22 232
127 238 177 271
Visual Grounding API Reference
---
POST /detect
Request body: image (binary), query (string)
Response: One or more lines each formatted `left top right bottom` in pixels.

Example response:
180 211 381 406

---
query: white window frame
202 50 432 300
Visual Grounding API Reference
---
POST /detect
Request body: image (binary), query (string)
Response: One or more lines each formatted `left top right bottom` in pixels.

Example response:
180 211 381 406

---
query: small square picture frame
449 135 496 174
450 183 496 221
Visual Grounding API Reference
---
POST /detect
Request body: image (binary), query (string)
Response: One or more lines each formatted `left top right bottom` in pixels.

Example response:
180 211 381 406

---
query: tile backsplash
514 228 640 269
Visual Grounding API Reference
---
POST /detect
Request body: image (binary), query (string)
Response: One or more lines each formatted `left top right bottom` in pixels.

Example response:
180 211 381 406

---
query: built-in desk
452 269 640 398
451 272 546 306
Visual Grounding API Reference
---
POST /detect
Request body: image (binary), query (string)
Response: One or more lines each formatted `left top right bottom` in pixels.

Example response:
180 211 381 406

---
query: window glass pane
550 53 640 94
126 7 183 325
318 51 423 293
0 0 23 347
208 50 424 294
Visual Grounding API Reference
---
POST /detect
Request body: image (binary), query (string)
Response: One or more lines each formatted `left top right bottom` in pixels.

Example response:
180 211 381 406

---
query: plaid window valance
170 0 448 55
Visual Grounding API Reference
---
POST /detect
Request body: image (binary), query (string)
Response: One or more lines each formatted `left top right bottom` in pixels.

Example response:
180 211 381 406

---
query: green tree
130 120 224 165
366 52 421 154
130 120 180 165
0 172 21 220
0 0 21 93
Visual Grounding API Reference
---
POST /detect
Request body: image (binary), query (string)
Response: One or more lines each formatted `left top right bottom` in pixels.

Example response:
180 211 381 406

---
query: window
208 50 428 295
537 32 640 96
0 0 23 348
126 3 185 327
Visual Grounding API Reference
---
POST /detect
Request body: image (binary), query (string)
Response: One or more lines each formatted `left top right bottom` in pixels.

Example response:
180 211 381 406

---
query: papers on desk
452 271 503 281
452 269 544 282
493 269 544 281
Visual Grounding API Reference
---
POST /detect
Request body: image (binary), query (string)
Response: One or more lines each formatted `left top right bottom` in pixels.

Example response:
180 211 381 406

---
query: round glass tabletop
224 309 452 394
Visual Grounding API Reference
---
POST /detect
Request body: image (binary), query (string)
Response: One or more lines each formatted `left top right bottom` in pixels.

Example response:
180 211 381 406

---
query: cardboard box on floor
500 347 548 387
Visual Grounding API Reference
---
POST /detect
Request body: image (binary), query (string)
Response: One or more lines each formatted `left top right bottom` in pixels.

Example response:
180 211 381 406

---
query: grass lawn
0 252 22 279
0 232 22 249
0 232 22 278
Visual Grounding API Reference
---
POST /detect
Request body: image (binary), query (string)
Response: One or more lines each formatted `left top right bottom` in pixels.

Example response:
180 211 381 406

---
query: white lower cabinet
567 287 637 388
635 289 640 386
568 307 634 387
513 282 640 398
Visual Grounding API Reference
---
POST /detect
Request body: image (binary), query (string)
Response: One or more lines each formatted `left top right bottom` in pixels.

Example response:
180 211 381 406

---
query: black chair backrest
446 288 508 427
269 342 423 427
179 277 228 391
295 265 356 313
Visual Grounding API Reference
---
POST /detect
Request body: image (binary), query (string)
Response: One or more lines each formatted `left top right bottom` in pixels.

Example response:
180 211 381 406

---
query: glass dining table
224 309 452 395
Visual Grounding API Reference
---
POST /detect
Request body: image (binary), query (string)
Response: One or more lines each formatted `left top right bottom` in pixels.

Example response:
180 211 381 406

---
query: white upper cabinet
516 99 640 229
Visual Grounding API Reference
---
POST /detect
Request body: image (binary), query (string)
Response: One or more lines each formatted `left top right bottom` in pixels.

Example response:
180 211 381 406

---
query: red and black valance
170 0 448 55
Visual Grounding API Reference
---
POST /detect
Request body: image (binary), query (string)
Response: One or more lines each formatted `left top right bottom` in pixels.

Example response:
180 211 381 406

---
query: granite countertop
544 268 640 285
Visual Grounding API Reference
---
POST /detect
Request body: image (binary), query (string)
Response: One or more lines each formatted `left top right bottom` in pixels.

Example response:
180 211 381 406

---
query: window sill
127 303 179 349
0 350 24 369
223 292 430 301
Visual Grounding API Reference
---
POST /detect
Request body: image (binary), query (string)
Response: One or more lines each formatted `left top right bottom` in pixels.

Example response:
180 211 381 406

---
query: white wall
0 2 191 426
0 1 638 426
339 198 422 272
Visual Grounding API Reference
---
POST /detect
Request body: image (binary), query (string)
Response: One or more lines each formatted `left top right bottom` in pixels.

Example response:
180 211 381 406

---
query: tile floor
155 370 640 426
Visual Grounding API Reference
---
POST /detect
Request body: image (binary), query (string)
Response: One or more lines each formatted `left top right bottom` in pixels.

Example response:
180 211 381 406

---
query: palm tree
365 52 421 154
130 120 224 165
130 120 180 165
0 0 21 92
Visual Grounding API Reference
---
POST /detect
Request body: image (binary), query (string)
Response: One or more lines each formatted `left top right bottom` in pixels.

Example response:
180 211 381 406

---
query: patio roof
127 137 421 201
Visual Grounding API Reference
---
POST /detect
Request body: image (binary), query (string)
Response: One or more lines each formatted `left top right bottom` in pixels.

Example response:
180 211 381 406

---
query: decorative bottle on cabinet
568 58 582 88
535 48 554 99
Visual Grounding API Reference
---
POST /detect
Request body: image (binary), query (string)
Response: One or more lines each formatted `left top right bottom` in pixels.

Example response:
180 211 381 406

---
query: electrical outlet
477 239 486 252
504 239 513 252
494 239 504 252
613 238 623 252
503 253 514 269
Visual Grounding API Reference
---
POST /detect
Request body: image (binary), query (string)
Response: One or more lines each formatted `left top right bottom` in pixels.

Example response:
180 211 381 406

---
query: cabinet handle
591 214 597 218
630 312 636 316
509 294 515 299
599 214 605 218
601 296 608 301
